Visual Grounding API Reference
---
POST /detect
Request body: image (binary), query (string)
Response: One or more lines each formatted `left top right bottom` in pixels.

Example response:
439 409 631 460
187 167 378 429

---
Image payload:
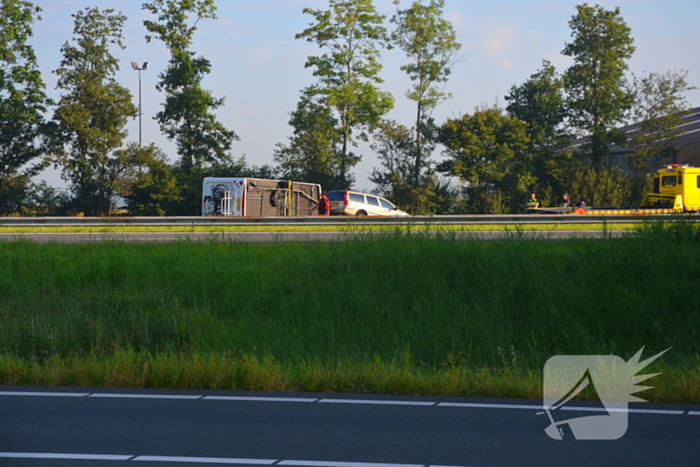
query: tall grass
1 221 699 401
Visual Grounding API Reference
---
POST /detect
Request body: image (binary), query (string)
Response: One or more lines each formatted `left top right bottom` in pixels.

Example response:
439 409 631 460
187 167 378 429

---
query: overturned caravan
202 177 321 217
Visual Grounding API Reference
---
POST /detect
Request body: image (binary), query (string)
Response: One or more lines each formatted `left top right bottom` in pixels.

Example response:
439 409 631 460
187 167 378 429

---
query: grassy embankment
0 221 636 234
1 221 699 403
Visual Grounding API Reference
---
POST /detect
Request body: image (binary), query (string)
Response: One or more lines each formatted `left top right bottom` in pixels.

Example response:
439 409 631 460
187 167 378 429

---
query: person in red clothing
312 191 331 216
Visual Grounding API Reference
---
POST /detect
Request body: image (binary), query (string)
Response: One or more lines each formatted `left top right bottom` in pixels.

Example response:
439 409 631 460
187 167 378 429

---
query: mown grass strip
0 222 637 234
1 220 699 402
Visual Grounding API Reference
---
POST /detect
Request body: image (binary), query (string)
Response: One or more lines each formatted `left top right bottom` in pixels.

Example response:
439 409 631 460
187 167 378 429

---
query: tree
274 90 348 190
143 0 237 173
438 106 529 214
369 119 437 214
625 70 696 202
122 144 181 216
391 0 461 187
296 0 394 188
52 7 136 215
563 3 635 166
0 0 50 215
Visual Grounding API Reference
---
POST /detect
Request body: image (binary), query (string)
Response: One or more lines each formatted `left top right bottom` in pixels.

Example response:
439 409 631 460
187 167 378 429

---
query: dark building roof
573 106 700 152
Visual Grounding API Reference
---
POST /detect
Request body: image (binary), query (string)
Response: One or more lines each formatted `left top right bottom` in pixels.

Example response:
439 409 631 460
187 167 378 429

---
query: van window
366 196 380 206
327 191 344 201
380 198 395 209
349 193 365 203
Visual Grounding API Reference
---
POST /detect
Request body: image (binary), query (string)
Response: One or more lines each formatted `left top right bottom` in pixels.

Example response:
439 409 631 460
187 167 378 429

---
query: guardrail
0 214 692 227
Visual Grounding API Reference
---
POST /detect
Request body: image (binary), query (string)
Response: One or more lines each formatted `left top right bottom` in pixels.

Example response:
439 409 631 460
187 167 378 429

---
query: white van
327 190 410 217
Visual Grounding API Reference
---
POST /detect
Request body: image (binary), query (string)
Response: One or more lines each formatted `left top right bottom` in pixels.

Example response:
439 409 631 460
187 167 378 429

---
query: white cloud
483 28 516 57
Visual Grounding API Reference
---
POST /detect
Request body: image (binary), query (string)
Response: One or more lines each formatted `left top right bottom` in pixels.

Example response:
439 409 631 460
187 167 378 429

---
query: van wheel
356 210 367 217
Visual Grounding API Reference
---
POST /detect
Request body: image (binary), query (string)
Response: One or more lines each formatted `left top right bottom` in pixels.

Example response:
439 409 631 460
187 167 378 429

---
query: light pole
131 61 149 147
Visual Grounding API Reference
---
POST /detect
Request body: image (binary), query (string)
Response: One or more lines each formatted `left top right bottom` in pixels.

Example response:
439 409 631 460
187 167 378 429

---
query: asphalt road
0 230 624 244
1 386 698 467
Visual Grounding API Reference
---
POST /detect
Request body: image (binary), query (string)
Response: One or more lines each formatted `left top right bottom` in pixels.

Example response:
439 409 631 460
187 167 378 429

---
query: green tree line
0 1 695 216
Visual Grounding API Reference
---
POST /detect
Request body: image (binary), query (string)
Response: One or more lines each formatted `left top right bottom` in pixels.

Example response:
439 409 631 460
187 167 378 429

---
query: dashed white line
318 399 435 406
0 452 132 461
0 391 88 397
133 455 275 464
203 396 317 403
0 454 475 467
278 461 423 467
438 402 542 410
0 391 693 415
89 393 202 400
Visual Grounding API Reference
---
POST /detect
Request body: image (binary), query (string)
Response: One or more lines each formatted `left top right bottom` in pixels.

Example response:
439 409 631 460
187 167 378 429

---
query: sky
29 0 700 191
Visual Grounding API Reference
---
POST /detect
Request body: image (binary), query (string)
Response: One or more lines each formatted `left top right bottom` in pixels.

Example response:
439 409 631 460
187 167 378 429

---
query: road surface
1 386 698 466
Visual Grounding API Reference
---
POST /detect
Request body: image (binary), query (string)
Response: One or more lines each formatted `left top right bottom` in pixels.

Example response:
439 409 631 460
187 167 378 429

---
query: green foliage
52 7 137 216
0 0 49 215
438 106 530 213
143 0 237 173
391 0 461 186
123 144 181 216
369 119 437 214
274 90 349 190
505 60 571 168
625 70 696 198
296 0 394 187
563 4 635 166
551 159 632 207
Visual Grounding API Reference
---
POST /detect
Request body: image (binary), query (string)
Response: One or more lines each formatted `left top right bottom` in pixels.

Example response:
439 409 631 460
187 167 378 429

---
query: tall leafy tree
274 90 347 190
296 0 394 188
369 119 438 214
625 70 696 201
52 7 137 215
438 106 529 214
563 3 635 167
143 0 237 173
391 0 461 186
0 0 49 214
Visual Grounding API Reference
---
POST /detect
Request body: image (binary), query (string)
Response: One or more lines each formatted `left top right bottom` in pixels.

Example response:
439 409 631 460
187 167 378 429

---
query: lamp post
131 61 149 147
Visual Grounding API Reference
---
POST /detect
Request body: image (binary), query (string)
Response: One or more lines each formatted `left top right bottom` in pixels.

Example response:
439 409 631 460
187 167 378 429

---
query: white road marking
0 453 476 467
89 393 202 400
133 455 275 464
278 461 424 467
203 396 317 402
560 406 684 415
0 390 692 415
0 452 132 460
0 391 89 397
318 399 435 406
438 402 542 410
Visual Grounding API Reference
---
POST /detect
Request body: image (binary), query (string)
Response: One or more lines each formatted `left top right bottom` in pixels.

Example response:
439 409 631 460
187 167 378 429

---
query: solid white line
89 393 202 400
278 461 424 467
0 452 132 461
318 399 435 406
203 396 317 403
438 402 542 410
0 391 89 397
133 455 275 464
559 406 684 415
688 411 700 415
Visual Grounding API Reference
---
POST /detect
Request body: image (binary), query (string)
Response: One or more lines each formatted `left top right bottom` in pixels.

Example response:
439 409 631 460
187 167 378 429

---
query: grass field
1 221 699 402
0 221 637 234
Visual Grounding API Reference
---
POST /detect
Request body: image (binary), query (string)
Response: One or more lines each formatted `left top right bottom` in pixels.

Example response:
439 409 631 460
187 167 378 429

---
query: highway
0 230 625 244
1 386 699 466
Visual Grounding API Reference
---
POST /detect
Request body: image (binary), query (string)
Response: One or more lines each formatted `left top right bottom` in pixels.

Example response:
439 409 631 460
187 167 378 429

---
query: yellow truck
582 165 700 215
533 165 700 215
